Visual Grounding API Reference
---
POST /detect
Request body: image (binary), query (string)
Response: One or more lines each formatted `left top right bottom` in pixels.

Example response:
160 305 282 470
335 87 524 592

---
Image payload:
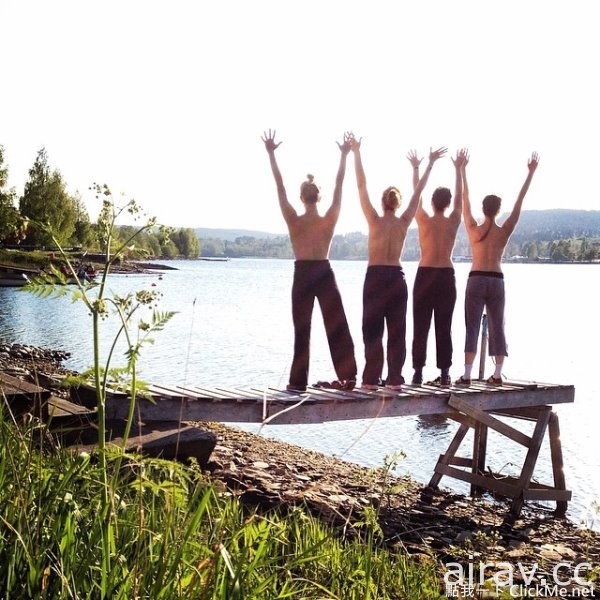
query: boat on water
0 262 99 287
40 264 99 284
0 271 29 287
198 257 230 262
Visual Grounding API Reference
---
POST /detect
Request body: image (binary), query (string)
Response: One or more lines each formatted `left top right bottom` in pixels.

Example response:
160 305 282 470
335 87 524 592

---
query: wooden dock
82 378 574 425
2 373 575 518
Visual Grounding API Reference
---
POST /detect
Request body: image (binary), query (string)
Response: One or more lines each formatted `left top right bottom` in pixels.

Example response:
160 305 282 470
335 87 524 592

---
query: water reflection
416 414 451 432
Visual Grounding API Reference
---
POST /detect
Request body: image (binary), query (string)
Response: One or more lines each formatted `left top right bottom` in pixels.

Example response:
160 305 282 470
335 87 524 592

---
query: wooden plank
428 423 470 488
0 372 50 419
510 406 552 516
522 488 572 502
548 411 569 515
472 423 488 496
449 396 533 447
481 473 572 503
48 395 95 417
435 465 520 498
447 456 473 468
71 424 217 467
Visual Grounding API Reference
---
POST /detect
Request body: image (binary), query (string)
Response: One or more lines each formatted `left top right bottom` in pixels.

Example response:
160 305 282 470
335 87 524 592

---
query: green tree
173 227 200 257
200 238 226 257
72 191 96 249
19 148 78 247
525 241 539 260
0 145 22 243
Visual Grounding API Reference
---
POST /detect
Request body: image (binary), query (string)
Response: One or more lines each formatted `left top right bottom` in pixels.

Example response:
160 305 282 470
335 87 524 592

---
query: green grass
0 406 445 599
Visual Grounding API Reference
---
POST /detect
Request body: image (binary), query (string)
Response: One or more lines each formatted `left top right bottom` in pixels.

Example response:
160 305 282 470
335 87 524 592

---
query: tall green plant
25 183 175 598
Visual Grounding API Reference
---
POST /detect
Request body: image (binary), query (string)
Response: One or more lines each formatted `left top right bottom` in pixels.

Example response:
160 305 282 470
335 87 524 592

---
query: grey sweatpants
464 272 507 357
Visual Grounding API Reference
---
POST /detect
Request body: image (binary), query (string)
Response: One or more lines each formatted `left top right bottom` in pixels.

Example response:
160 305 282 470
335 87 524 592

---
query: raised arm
407 149 422 191
262 129 297 224
401 146 447 225
407 149 426 220
325 131 353 222
502 152 539 235
449 148 467 224
461 151 477 231
350 135 378 223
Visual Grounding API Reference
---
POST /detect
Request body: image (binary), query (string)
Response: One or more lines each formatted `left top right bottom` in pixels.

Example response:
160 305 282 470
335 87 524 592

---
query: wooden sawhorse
428 395 571 517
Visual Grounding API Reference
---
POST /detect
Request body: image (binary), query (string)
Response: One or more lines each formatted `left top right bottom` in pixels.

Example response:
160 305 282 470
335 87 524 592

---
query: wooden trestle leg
427 395 571 518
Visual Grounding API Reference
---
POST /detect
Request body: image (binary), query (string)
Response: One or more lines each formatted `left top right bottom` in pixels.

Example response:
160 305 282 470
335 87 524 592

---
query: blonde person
262 129 357 392
409 148 468 387
350 135 446 390
456 151 539 385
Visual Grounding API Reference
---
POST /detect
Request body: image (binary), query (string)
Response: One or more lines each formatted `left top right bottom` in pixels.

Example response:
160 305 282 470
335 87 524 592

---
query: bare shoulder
416 210 432 224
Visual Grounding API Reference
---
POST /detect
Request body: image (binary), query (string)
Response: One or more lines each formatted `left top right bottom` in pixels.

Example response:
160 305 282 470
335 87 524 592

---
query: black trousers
289 260 356 388
362 265 407 386
411 266 456 371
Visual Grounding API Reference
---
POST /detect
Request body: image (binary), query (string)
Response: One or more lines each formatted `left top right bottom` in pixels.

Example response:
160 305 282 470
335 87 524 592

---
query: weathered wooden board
97 380 575 425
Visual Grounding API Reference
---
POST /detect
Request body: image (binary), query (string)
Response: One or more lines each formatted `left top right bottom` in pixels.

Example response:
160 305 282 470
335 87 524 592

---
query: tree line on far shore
198 209 600 262
0 145 200 258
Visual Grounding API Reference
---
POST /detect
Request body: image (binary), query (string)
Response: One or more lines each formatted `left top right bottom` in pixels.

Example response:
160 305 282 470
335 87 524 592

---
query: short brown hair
482 194 501 217
432 187 451 211
300 174 320 204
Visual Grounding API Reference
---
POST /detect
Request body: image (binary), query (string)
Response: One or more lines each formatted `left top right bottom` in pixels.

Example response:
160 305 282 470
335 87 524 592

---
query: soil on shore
2 343 599 593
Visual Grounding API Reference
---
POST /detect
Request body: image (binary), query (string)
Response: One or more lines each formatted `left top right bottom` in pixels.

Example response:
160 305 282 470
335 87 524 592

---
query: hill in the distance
194 228 285 241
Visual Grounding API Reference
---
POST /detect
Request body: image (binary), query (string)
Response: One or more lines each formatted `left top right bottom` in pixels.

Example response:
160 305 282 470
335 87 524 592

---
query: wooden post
471 423 488 496
428 423 470 489
478 314 488 380
548 411 568 516
509 406 552 516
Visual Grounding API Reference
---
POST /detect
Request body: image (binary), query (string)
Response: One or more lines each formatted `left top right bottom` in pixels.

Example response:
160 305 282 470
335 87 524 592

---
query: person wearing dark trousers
409 148 467 386
262 129 357 392
350 134 445 390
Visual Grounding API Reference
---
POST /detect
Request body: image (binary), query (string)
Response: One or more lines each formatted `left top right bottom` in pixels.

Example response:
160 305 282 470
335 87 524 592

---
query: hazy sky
2 0 598 234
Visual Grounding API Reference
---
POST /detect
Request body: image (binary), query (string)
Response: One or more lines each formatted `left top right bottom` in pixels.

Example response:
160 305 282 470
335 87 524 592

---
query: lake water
1 259 598 528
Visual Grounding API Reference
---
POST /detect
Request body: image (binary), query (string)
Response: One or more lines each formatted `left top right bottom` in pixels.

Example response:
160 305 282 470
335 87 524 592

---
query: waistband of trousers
469 270 504 279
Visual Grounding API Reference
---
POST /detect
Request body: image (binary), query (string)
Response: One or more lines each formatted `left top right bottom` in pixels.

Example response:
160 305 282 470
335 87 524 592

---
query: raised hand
528 151 540 173
348 132 362 152
262 129 281 153
337 131 354 155
407 149 422 168
429 146 448 162
452 147 469 168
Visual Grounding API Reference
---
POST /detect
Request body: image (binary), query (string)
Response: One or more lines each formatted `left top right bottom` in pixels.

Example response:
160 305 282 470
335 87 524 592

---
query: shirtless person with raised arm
262 129 357 393
409 148 467 387
456 151 539 385
350 135 446 390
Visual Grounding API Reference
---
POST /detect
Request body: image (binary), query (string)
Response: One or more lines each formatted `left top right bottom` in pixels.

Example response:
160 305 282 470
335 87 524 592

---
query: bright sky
1 0 598 235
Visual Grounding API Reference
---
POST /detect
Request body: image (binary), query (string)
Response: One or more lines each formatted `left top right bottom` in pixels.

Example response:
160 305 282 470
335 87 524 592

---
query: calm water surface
1 259 598 527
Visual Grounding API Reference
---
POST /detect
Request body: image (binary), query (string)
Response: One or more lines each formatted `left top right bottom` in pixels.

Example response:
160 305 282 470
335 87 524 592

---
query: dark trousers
362 265 407 386
289 260 356 388
412 267 456 371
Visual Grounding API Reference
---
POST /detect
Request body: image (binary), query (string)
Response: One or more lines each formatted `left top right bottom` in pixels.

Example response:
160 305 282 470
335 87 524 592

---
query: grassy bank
0 407 443 599
0 248 58 270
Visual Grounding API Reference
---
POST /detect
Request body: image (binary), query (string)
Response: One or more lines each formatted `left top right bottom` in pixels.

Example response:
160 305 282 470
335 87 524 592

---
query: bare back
287 211 336 260
366 213 409 266
416 212 460 268
468 221 511 272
